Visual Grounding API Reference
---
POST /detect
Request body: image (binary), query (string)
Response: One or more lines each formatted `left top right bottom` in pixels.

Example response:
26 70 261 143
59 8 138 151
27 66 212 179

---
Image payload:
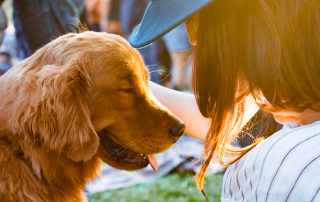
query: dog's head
5 32 184 171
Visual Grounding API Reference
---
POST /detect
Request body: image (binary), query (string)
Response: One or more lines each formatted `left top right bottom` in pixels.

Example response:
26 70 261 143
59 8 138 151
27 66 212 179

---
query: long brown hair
193 0 320 193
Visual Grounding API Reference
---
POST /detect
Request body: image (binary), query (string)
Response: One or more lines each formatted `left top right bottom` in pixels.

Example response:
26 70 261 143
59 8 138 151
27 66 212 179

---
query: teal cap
129 0 214 48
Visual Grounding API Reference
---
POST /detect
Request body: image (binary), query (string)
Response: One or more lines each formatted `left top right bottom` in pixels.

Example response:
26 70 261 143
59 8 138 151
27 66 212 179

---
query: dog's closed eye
119 88 134 93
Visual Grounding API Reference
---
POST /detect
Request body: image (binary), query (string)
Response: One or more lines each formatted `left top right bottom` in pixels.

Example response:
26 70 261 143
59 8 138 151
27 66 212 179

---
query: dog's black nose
170 122 185 141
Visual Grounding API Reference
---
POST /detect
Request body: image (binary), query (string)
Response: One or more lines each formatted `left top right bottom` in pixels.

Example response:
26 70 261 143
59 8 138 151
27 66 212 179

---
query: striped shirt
221 121 320 202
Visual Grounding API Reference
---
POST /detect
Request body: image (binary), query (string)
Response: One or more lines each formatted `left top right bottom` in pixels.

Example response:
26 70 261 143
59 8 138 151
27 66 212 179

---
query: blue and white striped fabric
221 121 320 202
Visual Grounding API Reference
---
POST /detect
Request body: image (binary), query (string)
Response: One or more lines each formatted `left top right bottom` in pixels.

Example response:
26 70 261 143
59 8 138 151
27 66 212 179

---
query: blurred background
0 0 194 92
0 0 225 201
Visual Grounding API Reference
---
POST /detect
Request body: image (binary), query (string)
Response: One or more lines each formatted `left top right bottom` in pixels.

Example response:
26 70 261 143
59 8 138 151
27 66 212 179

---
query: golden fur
0 32 184 201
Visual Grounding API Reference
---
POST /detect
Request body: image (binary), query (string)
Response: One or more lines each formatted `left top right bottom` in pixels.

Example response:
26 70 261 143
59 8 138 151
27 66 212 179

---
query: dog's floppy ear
18 61 99 162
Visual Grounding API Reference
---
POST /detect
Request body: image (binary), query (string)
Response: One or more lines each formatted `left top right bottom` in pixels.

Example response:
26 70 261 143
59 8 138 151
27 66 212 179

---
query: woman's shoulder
221 121 320 202
251 121 320 158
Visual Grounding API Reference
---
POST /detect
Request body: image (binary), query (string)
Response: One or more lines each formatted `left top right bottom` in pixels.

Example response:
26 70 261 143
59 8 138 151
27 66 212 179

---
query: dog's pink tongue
146 154 158 172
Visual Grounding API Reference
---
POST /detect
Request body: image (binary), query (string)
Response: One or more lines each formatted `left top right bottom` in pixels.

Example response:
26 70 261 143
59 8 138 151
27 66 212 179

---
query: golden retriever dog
0 31 185 201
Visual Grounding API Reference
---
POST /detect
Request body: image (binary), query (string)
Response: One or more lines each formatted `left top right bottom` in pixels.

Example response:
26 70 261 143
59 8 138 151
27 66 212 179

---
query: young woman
130 0 320 201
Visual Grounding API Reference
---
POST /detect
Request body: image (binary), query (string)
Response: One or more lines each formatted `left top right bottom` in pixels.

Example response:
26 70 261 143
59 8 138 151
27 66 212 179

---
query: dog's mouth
97 129 158 172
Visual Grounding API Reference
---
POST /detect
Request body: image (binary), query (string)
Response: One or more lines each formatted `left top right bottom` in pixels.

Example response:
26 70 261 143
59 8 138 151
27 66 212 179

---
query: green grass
92 173 223 202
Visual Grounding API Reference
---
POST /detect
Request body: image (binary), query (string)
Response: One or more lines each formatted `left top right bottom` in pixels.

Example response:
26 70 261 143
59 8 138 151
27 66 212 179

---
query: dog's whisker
145 63 158 68
106 140 140 158
115 140 141 157
135 69 163 76
146 141 153 154
147 70 163 74
128 146 142 159
141 139 153 155
118 140 140 151
114 140 138 152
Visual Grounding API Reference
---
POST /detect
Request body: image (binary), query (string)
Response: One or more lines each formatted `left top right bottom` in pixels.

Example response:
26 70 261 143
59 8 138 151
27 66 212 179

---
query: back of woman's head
194 0 320 191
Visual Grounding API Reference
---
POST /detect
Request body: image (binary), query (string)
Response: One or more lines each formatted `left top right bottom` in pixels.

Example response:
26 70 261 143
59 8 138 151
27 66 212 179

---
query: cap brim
129 0 214 48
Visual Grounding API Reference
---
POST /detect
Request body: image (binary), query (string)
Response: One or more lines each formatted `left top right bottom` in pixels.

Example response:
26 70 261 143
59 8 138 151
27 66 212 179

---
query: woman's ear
184 12 199 45
19 61 99 162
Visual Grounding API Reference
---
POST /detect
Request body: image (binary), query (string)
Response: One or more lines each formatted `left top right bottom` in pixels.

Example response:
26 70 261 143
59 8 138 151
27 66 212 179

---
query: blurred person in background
105 0 124 36
0 23 21 74
85 0 111 32
0 51 11 75
0 0 10 75
0 1 21 73
85 0 103 32
0 3 6 44
12 0 85 58
162 23 192 91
